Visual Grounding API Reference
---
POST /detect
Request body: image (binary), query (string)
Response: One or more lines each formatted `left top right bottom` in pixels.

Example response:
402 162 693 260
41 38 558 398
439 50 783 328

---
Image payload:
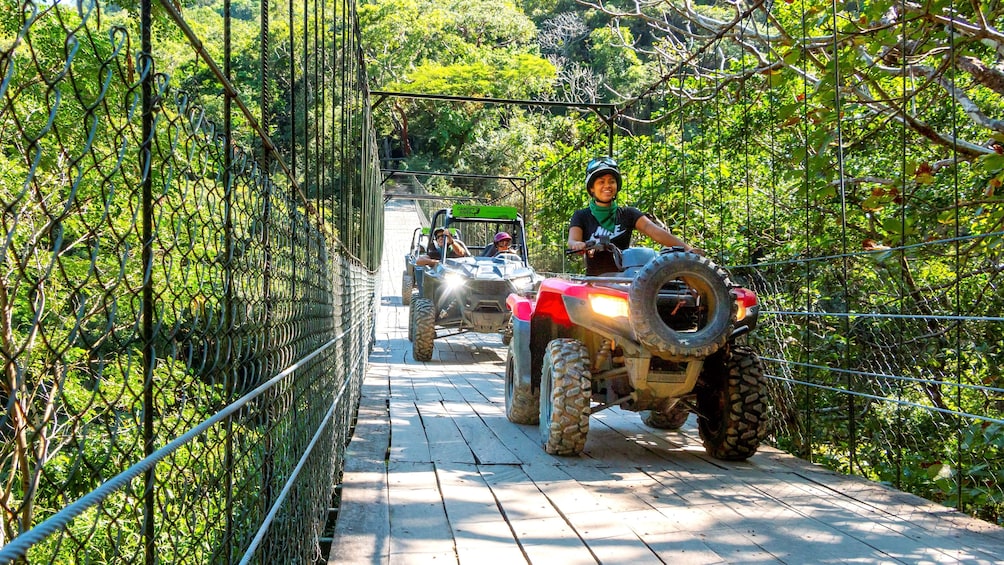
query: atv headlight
589 294 629 319
510 276 533 291
444 271 466 290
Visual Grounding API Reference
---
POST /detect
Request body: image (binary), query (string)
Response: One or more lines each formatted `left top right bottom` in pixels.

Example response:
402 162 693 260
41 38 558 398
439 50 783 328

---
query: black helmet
585 156 622 194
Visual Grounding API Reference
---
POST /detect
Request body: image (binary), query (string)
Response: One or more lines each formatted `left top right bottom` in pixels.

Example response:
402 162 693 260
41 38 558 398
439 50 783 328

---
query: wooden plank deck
327 200 1004 564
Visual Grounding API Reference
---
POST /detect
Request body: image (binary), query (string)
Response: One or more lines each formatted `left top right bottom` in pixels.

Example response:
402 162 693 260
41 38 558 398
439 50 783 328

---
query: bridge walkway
327 199 1004 564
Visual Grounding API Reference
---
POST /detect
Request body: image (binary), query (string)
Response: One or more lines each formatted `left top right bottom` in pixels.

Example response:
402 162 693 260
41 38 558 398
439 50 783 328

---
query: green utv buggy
408 205 540 361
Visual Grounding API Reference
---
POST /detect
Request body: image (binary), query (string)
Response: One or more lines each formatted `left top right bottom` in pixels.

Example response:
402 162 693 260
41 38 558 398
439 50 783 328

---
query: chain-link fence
514 0 1004 523
0 0 380 562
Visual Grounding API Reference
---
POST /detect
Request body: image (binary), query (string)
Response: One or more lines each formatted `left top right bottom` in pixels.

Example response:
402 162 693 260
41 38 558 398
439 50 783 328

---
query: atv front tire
501 321 513 345
505 349 538 424
411 298 436 361
629 252 736 358
539 339 591 455
641 402 690 430
402 272 413 305
696 346 767 461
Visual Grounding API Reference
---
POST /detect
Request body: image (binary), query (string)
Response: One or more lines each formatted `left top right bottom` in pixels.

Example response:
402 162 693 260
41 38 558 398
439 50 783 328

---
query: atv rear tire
505 349 538 424
696 346 767 461
641 402 690 430
629 252 736 358
402 272 413 305
539 339 591 455
411 298 436 361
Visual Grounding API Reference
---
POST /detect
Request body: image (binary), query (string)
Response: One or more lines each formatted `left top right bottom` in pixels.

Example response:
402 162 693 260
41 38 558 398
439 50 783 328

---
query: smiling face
590 173 619 204
496 237 511 249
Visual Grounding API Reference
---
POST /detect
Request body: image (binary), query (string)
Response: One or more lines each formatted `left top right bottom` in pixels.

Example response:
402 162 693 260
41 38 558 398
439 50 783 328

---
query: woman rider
567 156 702 275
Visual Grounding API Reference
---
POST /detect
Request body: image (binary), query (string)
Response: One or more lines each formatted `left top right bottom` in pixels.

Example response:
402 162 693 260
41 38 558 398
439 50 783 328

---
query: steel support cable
759 357 1004 397
764 375 1004 426
828 0 855 472
948 1 965 514
713 43 723 259
152 0 317 218
740 13 753 266
222 0 237 558
799 0 815 461
238 339 365 565
615 0 769 123
302 0 309 231
894 0 909 492
731 230 1004 269
0 315 372 564
761 310 1004 323
140 0 156 560
679 65 689 242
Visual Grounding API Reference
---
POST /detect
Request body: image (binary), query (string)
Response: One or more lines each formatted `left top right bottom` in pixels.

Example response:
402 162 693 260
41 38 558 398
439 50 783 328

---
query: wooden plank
343 386 389 464
521 464 664 565
327 463 390 565
417 401 476 464
388 399 432 463
446 373 563 467
387 461 458 562
479 464 596 564
436 462 528 564
328 389 390 564
435 375 520 465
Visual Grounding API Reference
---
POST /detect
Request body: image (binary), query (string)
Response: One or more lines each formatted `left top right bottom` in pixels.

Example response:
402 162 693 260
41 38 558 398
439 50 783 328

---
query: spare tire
628 252 735 358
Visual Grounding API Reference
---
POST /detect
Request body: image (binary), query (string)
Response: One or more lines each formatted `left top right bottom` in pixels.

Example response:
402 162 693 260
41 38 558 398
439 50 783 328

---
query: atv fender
507 293 534 322
507 290 572 399
414 266 426 295
509 315 534 395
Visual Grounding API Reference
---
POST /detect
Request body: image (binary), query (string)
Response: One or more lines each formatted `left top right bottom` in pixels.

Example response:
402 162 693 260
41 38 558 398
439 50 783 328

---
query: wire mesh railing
517 0 1004 525
0 0 381 561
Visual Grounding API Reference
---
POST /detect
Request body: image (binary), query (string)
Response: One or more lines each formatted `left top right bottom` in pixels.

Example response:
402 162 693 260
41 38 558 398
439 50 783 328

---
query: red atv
504 239 766 460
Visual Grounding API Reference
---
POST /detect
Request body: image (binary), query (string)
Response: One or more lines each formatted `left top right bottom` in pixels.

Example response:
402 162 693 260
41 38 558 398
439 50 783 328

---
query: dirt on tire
539 338 591 455
696 345 767 460
402 273 413 305
641 402 690 430
505 349 539 424
411 298 436 361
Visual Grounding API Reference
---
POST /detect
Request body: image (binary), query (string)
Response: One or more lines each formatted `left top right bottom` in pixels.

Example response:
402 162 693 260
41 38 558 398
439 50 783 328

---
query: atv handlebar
566 236 624 271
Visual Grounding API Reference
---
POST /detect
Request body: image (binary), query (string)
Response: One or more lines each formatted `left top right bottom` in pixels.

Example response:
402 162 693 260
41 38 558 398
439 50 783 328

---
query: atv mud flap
509 316 534 393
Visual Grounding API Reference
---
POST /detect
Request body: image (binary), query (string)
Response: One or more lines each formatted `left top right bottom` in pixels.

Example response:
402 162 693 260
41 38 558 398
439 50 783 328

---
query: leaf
979 153 1004 173
926 462 953 481
777 102 802 121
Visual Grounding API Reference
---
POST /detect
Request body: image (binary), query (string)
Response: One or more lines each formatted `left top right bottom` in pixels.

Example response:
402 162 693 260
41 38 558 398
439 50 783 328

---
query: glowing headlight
510 276 533 290
444 272 466 289
736 303 747 322
589 294 629 319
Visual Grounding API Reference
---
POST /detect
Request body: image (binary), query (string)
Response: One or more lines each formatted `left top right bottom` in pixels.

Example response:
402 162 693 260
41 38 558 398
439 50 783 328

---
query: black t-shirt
570 206 645 275
426 243 462 261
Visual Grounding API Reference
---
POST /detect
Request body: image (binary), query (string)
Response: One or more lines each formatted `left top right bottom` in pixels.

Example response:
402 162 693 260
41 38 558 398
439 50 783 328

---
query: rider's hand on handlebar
568 241 587 253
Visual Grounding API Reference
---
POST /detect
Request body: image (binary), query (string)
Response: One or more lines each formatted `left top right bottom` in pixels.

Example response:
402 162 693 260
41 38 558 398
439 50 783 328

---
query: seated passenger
482 232 516 257
417 228 469 267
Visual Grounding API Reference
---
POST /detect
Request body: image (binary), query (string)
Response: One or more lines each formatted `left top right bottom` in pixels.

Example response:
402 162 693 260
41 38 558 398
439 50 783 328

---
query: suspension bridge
326 199 1004 564
3 0 1004 563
